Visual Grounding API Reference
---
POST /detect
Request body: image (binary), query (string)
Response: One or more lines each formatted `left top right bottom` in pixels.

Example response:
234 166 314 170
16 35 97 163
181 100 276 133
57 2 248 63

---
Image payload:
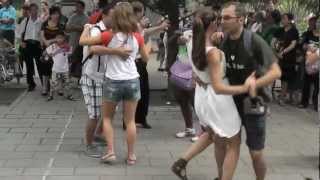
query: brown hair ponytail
192 7 218 71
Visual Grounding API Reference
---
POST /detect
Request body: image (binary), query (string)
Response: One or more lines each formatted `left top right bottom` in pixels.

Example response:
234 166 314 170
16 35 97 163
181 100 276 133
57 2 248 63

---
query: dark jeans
301 72 319 108
24 40 42 86
171 82 195 129
135 60 149 124
0 29 14 45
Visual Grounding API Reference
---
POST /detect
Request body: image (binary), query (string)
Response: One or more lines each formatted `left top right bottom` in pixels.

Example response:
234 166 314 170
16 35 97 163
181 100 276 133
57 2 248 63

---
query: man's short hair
131 1 144 14
29 3 39 10
223 1 247 18
76 0 85 8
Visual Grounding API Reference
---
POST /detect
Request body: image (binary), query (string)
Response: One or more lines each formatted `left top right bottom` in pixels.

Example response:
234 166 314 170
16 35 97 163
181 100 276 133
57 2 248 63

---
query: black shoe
66 95 76 101
58 92 64 96
47 96 53 101
142 123 152 129
27 84 36 92
298 104 308 109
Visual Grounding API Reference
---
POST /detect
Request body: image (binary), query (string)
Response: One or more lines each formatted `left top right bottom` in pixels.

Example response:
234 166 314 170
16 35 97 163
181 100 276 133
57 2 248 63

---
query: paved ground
0 59 318 180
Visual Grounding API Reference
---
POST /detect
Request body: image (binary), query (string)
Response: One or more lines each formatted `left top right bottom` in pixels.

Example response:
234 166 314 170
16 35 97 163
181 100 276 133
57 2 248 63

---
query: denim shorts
103 78 141 102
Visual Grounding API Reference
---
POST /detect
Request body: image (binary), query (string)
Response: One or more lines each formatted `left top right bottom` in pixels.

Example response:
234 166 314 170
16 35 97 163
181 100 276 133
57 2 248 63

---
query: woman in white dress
171 7 256 180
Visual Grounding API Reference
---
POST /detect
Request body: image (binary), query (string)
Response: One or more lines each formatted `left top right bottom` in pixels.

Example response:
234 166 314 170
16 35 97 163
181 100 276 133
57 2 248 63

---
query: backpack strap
243 29 253 57
81 54 93 66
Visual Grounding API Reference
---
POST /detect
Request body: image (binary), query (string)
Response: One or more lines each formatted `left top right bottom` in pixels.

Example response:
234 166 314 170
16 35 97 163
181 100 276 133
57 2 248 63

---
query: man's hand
159 20 170 31
114 47 132 60
194 75 207 89
211 32 224 46
140 17 150 28
20 42 26 49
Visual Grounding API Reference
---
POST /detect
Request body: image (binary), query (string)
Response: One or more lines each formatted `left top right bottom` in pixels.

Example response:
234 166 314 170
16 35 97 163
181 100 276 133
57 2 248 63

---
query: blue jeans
103 78 141 102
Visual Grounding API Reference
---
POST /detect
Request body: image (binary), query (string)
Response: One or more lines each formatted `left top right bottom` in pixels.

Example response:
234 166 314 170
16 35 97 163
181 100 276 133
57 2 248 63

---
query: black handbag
243 96 267 116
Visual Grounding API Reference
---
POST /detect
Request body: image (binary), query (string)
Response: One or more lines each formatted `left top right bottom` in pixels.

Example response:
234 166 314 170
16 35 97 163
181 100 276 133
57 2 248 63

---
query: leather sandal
171 158 188 180
100 153 116 164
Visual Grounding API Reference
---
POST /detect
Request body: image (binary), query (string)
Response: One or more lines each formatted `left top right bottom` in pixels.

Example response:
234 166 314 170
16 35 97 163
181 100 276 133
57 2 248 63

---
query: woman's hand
244 72 256 93
113 47 132 60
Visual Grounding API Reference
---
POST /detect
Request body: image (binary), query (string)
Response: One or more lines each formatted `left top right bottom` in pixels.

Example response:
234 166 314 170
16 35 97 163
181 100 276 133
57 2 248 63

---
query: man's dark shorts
235 96 266 151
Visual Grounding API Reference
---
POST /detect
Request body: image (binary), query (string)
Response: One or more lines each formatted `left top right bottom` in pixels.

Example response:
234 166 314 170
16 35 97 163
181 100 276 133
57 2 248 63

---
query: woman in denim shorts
80 2 151 165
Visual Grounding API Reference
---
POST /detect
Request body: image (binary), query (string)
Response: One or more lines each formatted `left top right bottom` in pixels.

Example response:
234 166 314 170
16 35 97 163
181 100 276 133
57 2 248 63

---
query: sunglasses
221 16 240 21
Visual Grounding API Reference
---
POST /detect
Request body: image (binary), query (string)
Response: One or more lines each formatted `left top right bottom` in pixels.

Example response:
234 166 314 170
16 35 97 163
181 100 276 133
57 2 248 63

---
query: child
46 31 74 101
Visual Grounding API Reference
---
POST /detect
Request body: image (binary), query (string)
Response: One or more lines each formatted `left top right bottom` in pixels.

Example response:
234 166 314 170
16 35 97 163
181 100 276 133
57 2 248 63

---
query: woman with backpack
80 2 151 165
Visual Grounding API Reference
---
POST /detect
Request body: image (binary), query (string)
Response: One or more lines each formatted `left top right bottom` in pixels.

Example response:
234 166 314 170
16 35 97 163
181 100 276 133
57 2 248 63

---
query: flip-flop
100 153 116 164
126 155 137 166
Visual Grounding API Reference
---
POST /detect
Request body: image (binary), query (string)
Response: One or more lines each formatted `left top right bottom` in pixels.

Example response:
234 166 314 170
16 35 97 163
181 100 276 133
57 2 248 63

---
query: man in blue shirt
0 0 16 44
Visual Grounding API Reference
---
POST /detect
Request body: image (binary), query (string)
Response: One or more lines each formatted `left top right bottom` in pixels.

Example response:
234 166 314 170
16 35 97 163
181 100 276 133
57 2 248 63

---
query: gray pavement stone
0 152 34 160
15 145 57 152
22 168 74 176
46 176 100 180
100 176 153 180
4 159 49 168
0 176 43 180
74 167 126 175
0 168 24 176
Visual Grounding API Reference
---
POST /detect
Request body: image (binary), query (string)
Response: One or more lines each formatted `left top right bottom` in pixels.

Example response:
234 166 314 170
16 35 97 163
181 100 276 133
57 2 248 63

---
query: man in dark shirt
215 2 281 180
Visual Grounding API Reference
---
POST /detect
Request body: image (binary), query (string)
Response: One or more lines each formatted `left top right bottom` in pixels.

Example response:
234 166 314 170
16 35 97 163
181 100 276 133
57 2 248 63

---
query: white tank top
191 46 226 84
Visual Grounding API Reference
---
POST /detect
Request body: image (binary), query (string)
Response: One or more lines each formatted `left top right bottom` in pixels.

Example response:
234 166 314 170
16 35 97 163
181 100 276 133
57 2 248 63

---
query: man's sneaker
84 145 102 158
175 128 196 138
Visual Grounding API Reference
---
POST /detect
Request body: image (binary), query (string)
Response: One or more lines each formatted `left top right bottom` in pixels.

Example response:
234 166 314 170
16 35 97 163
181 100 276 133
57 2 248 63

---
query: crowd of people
0 0 319 179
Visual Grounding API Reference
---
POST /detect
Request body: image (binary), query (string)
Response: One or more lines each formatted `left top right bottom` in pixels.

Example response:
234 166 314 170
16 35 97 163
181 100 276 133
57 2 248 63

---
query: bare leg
85 119 98 145
220 133 241 180
181 132 214 161
215 136 227 179
250 150 267 180
102 101 117 155
123 100 138 160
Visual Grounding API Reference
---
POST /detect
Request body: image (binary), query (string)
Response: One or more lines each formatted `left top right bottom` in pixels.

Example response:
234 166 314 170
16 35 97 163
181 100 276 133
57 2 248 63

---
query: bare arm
282 40 297 54
208 48 251 95
139 42 151 63
79 25 102 46
65 24 84 33
40 30 56 47
0 18 14 25
142 20 169 37
255 62 281 88
89 45 132 59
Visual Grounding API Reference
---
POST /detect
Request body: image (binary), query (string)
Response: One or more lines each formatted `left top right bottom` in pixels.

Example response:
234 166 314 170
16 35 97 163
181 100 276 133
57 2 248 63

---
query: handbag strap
22 17 29 41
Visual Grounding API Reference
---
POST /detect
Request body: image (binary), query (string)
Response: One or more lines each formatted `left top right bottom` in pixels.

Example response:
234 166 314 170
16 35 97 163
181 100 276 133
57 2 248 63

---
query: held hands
244 72 257 97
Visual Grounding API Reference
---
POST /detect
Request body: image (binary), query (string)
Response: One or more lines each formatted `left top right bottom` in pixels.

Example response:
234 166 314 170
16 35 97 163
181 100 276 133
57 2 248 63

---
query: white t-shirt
46 43 71 73
82 21 107 82
101 32 144 80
